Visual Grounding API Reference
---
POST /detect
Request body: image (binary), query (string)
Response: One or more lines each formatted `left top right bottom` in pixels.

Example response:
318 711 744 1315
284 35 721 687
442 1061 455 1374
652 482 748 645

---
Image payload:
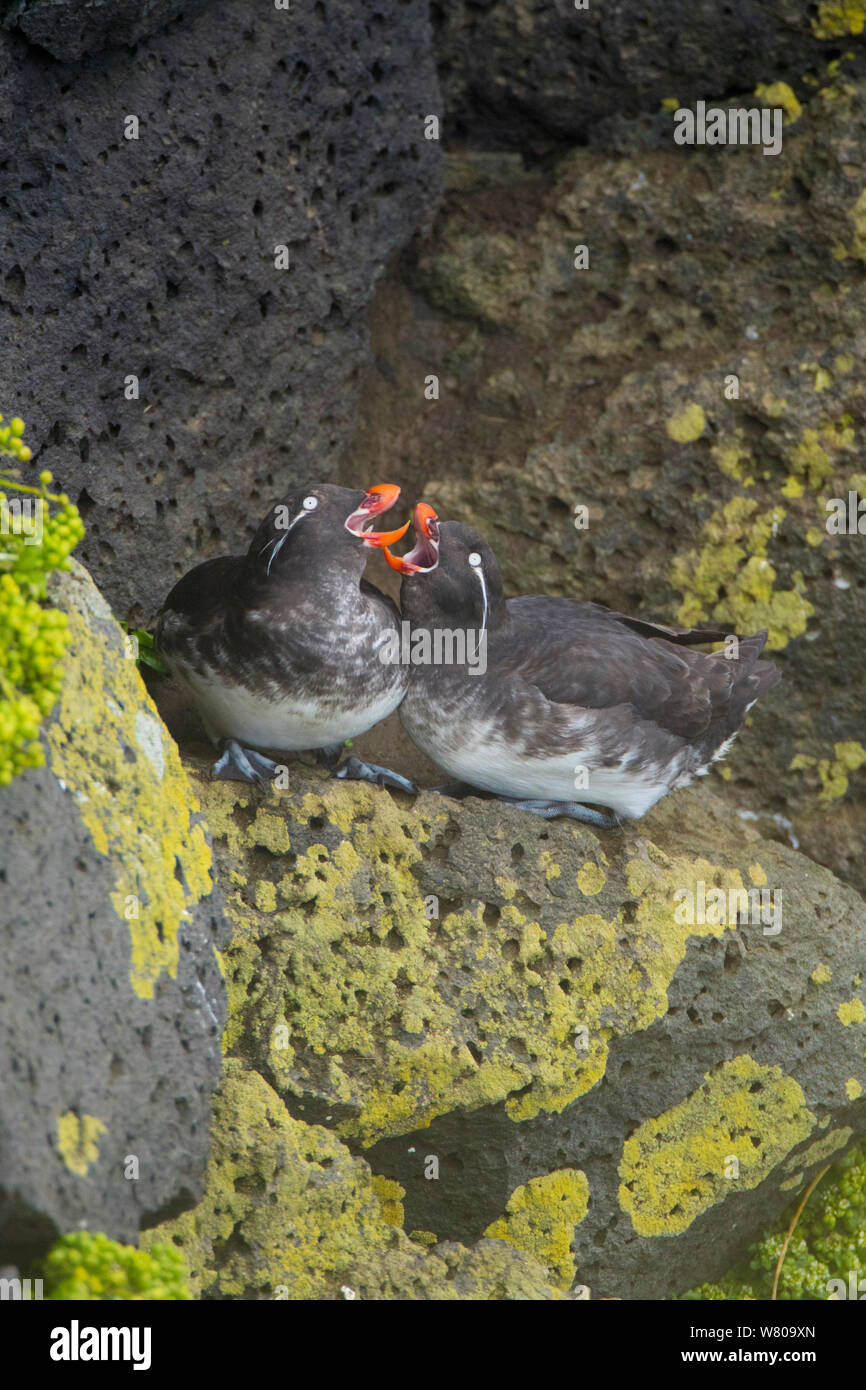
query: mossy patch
618 1056 815 1236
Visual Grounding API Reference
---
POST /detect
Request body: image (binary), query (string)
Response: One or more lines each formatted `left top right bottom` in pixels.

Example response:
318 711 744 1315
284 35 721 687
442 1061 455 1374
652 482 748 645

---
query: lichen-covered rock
142 1061 563 1300
0 0 440 620
194 764 866 1299
0 559 228 1268
432 0 866 152
348 67 866 893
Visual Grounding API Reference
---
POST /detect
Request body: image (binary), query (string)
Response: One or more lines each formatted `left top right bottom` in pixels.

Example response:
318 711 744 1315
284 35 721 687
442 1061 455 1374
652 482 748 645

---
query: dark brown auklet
156 483 414 789
385 505 781 827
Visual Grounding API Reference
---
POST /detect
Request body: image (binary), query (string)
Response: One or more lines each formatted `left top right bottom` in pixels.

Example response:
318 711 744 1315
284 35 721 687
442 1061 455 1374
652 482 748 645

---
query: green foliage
681 1140 866 1300
0 412 85 784
119 624 169 673
41 1232 192 1301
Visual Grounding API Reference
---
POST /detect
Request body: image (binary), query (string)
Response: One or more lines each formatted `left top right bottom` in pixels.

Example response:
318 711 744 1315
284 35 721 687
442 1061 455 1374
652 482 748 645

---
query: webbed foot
335 757 416 793
212 739 279 788
501 798 620 829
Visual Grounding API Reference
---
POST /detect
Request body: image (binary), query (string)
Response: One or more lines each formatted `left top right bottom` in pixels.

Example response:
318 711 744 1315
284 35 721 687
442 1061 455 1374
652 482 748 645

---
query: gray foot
502 798 620 829
335 756 416 794
212 739 278 788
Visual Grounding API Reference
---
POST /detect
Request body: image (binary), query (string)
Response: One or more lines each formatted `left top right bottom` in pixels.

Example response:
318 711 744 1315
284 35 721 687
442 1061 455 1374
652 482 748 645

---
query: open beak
384 502 441 574
344 483 411 548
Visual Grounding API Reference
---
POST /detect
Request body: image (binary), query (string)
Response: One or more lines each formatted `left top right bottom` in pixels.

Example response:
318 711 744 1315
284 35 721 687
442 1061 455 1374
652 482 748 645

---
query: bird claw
335 757 416 794
502 798 620 829
212 740 278 789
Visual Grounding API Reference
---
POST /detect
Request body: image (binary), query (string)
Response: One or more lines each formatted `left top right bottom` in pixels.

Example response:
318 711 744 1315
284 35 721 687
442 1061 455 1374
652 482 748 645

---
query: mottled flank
618 1057 816 1236
484 1169 590 1288
143 1062 562 1301
46 562 214 998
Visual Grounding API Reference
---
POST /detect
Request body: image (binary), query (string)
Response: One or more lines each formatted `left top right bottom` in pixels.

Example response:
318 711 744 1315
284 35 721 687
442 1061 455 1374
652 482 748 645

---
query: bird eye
468 551 482 567
302 496 318 511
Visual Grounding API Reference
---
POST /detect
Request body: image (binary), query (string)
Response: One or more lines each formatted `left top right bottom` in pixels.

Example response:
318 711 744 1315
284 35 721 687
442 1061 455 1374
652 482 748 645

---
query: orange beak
344 483 411 548
384 502 441 574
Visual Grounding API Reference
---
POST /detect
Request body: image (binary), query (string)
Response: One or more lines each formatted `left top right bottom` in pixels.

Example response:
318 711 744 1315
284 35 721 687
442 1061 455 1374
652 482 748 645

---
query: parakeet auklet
156 483 414 789
385 505 781 827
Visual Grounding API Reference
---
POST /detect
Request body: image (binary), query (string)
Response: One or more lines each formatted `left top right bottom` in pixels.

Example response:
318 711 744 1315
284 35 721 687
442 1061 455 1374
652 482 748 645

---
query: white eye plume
260 495 318 575
468 551 488 661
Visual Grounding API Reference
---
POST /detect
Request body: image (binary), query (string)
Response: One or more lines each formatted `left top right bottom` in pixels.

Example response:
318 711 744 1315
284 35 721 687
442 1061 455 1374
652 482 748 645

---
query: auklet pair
156 483 414 789
384 505 781 827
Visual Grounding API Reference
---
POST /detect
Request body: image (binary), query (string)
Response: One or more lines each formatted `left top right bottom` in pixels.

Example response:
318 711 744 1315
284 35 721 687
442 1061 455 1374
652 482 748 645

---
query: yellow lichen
812 963 833 984
45 567 213 999
618 1056 815 1236
838 998 866 1026
812 3 866 40
57 1111 107 1177
754 82 802 123
666 404 706 444
846 1079 863 1100
790 741 866 804
670 496 813 649
371 1174 406 1228
576 861 606 895
484 1168 589 1289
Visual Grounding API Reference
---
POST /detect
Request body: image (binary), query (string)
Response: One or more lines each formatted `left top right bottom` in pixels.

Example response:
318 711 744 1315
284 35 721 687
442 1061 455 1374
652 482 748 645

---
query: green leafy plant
40 1231 192 1301
0 412 85 784
681 1139 866 1300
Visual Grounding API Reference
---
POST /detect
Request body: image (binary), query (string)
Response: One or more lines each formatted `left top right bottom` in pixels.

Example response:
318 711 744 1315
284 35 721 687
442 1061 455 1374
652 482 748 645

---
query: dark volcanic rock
432 0 866 153
0 0 440 620
2 0 203 61
194 764 866 1299
0 560 228 1268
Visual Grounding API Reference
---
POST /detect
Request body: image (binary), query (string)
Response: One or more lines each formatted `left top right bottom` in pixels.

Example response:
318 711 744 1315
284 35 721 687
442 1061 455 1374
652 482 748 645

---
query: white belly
177 662 405 751
404 713 681 818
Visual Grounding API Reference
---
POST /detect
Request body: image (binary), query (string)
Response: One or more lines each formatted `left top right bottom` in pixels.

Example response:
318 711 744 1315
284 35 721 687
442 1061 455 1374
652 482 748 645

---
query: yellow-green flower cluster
0 413 85 785
40 1231 192 1301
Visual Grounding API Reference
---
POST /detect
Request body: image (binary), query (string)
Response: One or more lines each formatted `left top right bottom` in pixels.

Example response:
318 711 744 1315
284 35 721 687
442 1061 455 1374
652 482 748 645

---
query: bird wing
498 596 737 741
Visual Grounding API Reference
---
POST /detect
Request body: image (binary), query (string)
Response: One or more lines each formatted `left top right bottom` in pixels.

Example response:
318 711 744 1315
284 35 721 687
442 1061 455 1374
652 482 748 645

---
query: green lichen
40 1232 191 1301
670 496 813 649
45 566 214 999
484 1168 589 1288
618 1056 816 1237
682 1138 866 1300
